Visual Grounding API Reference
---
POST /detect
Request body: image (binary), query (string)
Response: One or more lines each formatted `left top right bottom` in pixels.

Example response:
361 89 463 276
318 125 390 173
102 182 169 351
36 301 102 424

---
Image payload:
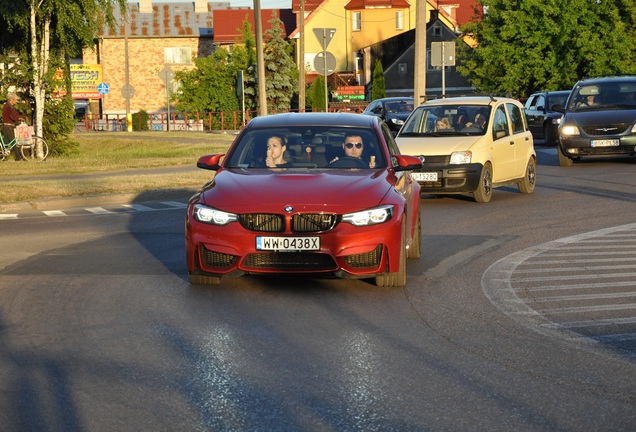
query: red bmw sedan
186 112 422 287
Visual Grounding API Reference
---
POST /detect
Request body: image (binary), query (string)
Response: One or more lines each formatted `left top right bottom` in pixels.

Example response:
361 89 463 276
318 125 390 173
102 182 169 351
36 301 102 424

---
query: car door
506 102 533 177
489 104 516 181
524 94 545 138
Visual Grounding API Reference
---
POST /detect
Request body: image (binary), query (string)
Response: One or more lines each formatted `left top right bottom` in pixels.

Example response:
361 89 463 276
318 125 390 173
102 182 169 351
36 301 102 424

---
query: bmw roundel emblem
284 206 294 213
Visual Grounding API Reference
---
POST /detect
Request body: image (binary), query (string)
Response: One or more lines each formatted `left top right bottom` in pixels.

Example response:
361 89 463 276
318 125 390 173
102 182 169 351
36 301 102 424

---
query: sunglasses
345 142 363 149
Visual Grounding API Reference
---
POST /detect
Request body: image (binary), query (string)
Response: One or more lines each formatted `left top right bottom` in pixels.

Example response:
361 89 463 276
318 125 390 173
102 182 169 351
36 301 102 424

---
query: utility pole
413 1 427 105
254 0 267 116
298 0 305 112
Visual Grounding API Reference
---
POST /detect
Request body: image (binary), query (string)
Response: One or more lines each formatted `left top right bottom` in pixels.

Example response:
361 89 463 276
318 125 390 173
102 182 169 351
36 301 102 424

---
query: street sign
97 82 109 95
158 66 175 83
313 28 336 50
121 84 135 99
314 51 337 76
431 42 456 67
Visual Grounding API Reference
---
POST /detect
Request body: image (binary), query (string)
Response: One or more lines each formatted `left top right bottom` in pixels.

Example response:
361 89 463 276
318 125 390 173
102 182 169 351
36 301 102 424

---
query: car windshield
399 105 492 136
225 126 386 169
384 101 414 113
567 82 636 111
549 94 569 108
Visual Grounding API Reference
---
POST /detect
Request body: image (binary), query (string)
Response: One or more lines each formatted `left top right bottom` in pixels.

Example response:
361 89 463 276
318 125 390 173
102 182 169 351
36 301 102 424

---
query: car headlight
450 151 472 164
551 118 562 125
193 203 238 225
343 205 394 226
631 124 636 133
560 125 580 136
390 118 405 126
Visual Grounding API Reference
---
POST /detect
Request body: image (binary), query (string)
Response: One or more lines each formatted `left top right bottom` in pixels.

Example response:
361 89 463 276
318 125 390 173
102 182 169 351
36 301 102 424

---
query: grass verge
1 131 235 203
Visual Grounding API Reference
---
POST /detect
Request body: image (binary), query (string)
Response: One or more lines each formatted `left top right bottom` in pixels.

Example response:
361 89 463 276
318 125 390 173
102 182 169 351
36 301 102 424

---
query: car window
399 104 490 136
224 126 387 169
534 95 545 110
382 122 400 155
492 105 510 139
525 95 537 110
506 103 526 134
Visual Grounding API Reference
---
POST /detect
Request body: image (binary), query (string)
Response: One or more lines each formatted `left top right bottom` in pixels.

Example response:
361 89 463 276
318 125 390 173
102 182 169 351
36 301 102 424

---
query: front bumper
412 163 484 193
560 135 636 157
186 210 404 279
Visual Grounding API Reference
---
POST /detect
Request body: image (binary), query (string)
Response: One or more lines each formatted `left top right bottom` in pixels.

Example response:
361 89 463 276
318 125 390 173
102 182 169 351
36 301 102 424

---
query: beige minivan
395 96 536 203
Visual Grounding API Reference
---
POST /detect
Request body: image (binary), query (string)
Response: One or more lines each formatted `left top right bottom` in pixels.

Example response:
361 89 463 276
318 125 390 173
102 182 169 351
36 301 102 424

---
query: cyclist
2 92 25 161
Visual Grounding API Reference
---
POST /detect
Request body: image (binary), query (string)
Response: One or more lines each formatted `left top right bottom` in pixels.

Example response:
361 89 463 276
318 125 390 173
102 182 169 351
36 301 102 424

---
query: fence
81 103 368 133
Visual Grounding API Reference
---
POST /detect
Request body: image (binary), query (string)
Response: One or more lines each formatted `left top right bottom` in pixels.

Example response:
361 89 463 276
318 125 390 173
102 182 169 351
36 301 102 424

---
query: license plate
256 236 320 251
412 172 438 182
591 139 619 147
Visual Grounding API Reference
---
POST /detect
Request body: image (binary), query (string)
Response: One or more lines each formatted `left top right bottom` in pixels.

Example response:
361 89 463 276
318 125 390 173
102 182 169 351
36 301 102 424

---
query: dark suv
557 76 636 166
524 90 571 145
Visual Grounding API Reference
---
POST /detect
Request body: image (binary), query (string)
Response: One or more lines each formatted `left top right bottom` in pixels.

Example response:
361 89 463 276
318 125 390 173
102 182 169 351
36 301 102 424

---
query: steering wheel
327 156 369 168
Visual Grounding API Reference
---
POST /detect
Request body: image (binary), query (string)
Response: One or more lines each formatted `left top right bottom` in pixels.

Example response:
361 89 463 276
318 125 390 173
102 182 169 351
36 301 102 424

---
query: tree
309 75 326 112
173 49 240 115
371 60 386 100
457 0 636 98
261 13 298 113
0 0 126 158
234 18 258 113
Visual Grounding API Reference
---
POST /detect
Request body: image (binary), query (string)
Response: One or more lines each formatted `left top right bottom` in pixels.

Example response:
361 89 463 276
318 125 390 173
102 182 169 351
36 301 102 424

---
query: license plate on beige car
413 172 438 182
591 139 619 147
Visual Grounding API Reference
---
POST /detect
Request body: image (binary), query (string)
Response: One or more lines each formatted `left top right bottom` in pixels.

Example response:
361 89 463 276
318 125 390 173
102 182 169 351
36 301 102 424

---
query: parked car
395 96 536 203
524 90 571 145
186 112 423 287
556 76 636 166
362 97 415 134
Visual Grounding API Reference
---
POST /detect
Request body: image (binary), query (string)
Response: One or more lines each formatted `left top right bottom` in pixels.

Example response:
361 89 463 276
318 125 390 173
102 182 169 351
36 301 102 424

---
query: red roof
213 9 296 44
438 0 484 26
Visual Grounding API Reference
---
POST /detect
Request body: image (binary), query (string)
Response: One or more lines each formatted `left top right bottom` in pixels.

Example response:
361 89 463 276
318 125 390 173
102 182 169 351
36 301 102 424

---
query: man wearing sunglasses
330 133 376 168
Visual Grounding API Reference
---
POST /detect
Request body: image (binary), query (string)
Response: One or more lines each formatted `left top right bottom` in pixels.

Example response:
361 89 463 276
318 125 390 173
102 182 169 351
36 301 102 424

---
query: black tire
376 220 407 287
20 136 49 161
473 162 493 203
407 208 421 259
518 157 536 194
558 146 574 167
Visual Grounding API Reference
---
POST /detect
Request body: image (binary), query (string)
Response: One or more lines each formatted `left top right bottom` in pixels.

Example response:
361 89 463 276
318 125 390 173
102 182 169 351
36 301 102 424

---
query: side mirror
392 154 422 172
196 154 225 171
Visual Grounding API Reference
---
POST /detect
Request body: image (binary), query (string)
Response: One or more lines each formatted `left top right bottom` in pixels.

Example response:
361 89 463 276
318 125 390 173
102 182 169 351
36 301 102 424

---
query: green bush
132 110 150 131
43 96 80 157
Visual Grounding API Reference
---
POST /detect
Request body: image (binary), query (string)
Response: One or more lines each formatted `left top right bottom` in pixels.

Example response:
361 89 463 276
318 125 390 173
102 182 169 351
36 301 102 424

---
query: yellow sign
71 64 103 99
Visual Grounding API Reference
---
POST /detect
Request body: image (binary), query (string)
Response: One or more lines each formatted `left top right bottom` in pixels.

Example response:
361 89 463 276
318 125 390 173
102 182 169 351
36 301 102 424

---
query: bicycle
0 125 49 161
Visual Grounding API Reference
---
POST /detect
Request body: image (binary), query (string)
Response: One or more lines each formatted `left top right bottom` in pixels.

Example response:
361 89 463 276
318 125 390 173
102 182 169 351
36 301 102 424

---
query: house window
352 12 361 31
395 11 403 30
164 47 192 65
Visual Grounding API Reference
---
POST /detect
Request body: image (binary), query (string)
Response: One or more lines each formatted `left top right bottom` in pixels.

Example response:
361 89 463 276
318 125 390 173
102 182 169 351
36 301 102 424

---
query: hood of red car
197 169 392 213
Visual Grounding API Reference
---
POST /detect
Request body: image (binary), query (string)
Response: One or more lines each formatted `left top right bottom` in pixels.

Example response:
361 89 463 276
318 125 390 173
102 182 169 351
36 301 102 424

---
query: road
0 148 635 431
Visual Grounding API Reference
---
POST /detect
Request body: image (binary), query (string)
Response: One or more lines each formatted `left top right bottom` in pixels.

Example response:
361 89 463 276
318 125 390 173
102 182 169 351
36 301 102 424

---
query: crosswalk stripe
86 207 113 214
123 204 154 212
43 210 67 217
0 214 18 220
